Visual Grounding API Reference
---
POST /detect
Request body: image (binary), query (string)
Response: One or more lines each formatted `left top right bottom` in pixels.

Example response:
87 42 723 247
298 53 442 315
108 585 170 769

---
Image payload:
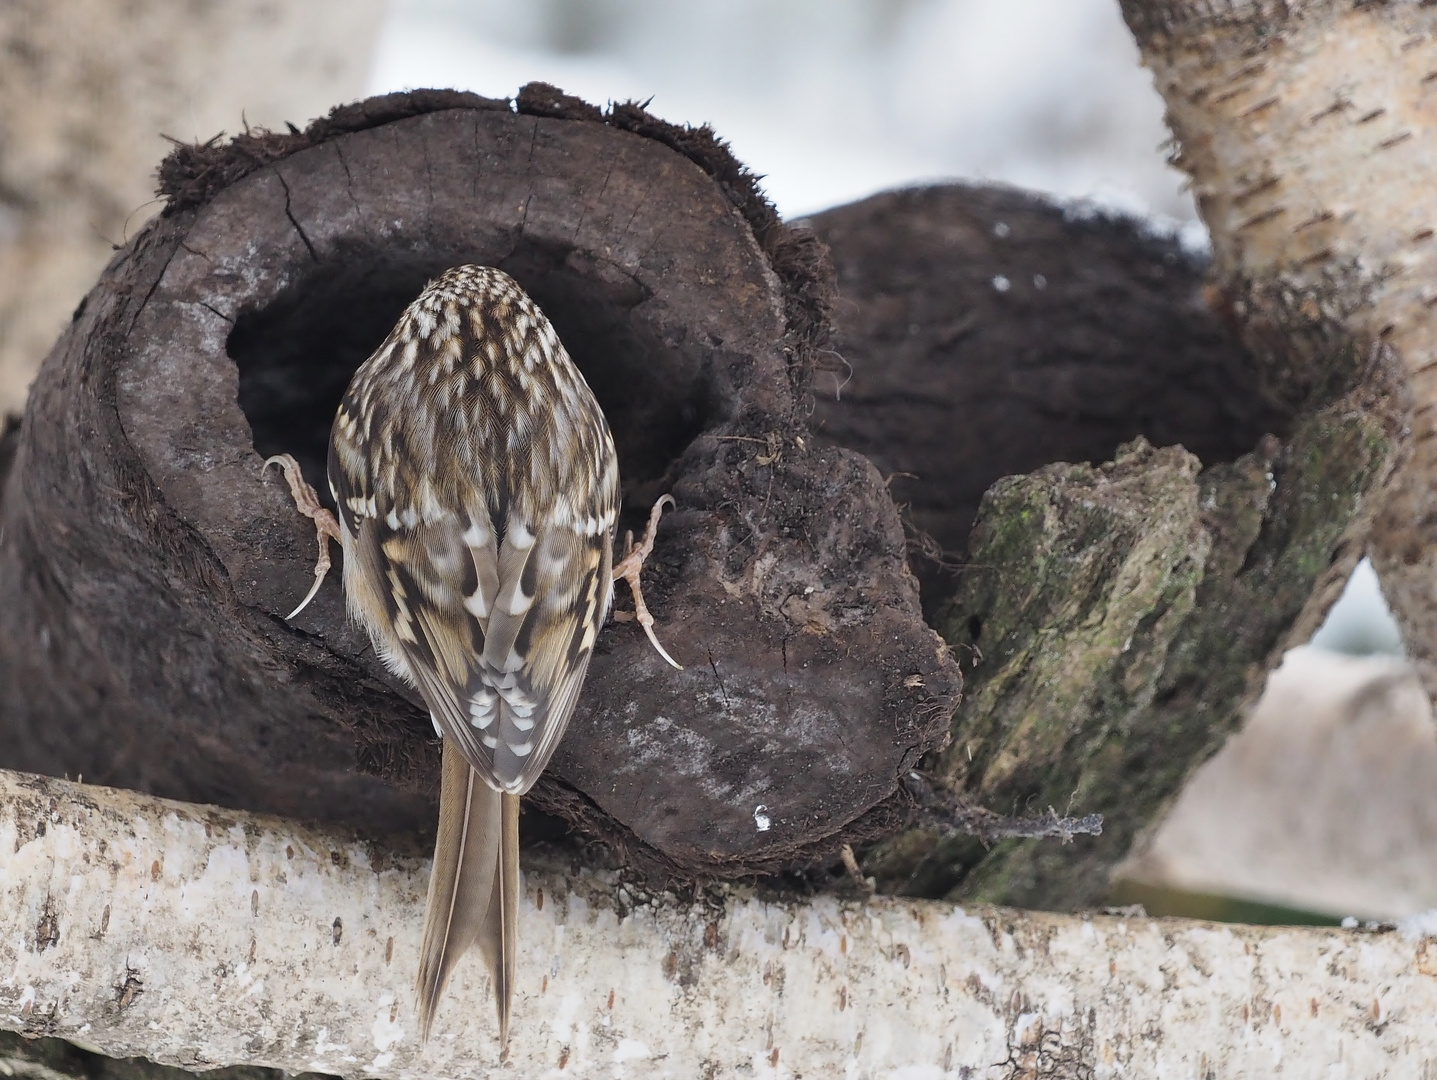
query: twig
838 843 874 894
901 771 1103 845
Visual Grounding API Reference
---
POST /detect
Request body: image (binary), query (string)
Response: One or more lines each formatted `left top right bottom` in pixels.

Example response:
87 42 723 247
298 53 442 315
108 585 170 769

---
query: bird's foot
612 494 682 669
262 453 342 619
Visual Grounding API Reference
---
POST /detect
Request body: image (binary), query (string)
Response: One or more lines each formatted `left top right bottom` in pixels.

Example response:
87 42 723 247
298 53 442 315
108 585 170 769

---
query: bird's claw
263 453 342 619
613 494 682 669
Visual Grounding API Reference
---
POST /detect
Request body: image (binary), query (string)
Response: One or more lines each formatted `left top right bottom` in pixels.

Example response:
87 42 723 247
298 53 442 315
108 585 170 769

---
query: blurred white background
371 0 1195 224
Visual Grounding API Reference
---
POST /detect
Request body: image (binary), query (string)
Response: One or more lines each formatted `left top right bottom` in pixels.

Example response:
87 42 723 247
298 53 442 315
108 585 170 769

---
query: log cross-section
0 89 961 880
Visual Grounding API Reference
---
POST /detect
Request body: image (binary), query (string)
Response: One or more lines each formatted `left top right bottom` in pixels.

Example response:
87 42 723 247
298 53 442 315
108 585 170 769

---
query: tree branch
2 768 1435 1077
900 770 1104 845
1121 0 1437 706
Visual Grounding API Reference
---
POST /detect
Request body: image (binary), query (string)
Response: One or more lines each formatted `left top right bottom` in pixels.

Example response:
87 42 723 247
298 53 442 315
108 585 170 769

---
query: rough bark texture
6 768 1437 1080
0 88 960 882
1119 0 1437 708
807 184 1291 613
810 185 1404 910
0 77 1409 909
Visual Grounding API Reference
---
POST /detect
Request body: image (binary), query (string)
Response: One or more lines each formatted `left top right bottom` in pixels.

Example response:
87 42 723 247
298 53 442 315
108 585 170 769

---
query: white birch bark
3 768 1435 1079
1122 0 1437 704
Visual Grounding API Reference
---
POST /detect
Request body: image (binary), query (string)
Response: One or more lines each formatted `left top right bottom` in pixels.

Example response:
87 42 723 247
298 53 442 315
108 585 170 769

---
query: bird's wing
326 262 620 796
342 492 612 795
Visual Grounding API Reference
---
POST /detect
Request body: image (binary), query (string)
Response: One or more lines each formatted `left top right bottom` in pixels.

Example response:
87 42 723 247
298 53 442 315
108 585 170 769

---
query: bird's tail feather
416 740 521 1043
483 788 520 1042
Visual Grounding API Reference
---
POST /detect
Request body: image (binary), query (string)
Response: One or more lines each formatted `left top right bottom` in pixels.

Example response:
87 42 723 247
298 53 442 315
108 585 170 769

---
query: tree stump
0 87 960 880
0 87 1403 900
808 185 1404 908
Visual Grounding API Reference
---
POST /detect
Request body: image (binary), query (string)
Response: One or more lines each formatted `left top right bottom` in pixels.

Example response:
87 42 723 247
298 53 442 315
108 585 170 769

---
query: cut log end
0 88 959 883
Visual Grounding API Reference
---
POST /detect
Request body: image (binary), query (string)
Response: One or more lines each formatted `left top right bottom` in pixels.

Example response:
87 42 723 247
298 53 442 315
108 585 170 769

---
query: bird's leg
612 494 682 669
262 453 342 620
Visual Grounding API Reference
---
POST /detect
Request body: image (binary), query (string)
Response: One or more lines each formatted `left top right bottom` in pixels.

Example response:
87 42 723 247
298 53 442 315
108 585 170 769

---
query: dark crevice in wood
0 414 18 500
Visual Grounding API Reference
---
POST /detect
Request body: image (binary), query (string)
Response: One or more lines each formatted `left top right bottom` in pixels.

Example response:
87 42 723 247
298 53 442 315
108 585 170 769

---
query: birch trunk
1121 0 1437 701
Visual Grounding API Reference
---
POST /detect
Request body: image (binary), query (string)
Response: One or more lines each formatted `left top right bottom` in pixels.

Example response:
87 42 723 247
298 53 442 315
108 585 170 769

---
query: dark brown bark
0 88 960 880
807 185 1291 614
0 414 18 498
809 185 1404 908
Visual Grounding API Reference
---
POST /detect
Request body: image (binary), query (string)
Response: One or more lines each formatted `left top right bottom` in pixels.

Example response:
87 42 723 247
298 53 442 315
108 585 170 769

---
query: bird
262 264 680 1047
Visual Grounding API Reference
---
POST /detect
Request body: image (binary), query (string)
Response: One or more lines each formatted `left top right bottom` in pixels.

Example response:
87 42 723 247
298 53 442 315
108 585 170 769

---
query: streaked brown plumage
265 265 677 1046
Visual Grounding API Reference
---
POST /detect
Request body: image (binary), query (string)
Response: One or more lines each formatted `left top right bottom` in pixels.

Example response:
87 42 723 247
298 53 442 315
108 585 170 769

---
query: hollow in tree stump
0 88 961 880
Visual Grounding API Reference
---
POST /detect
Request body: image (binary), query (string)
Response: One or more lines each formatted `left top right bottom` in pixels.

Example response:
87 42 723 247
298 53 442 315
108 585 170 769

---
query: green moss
868 401 1396 909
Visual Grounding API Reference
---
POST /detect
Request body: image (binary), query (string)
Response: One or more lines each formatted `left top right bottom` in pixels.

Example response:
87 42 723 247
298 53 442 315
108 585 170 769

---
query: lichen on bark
810 181 1405 909
865 382 1398 908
